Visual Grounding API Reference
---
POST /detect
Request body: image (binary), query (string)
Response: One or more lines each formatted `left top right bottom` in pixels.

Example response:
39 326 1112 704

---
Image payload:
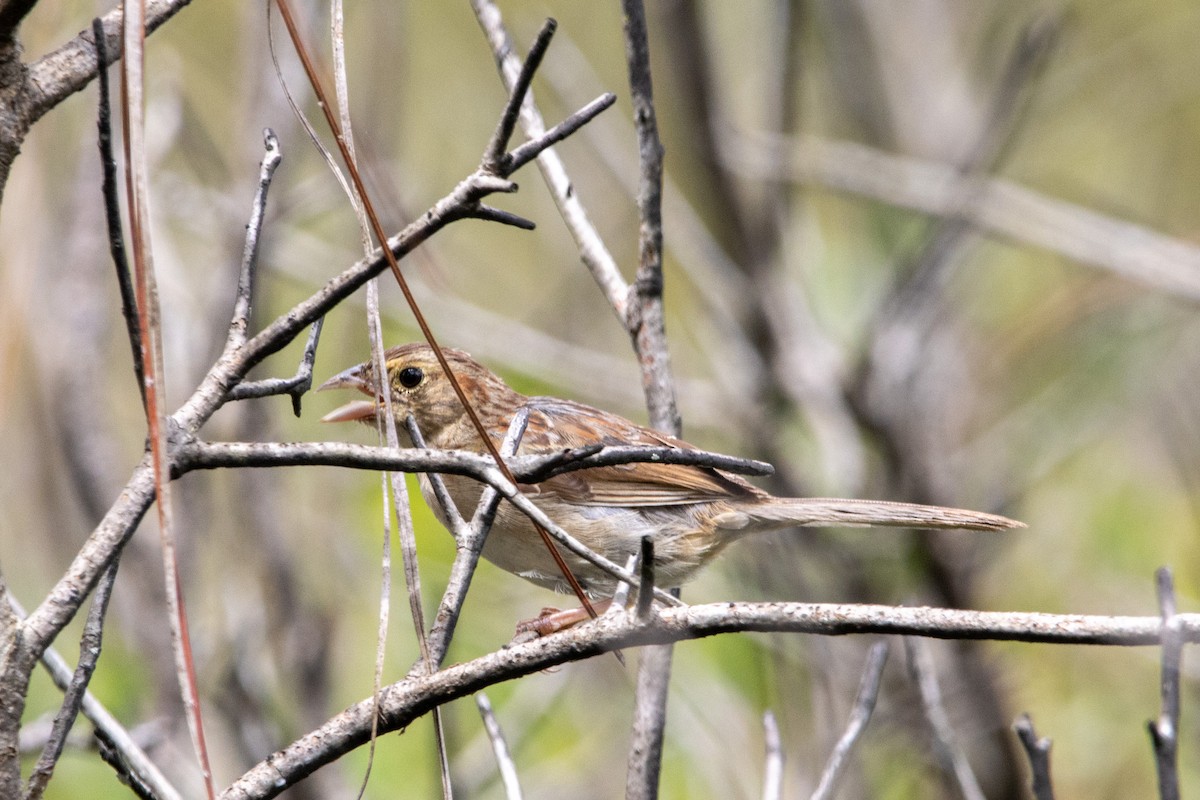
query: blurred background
3 1 1200 797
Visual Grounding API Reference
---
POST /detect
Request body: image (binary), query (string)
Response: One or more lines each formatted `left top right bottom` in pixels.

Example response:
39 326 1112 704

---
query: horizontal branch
175 439 774 482
729 131 1200 302
221 600 1199 799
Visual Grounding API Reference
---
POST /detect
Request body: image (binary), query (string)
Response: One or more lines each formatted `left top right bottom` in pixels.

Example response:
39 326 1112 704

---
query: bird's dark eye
397 366 424 389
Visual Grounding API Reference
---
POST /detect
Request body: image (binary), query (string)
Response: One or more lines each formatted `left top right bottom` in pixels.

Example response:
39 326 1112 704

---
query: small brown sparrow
320 343 1022 601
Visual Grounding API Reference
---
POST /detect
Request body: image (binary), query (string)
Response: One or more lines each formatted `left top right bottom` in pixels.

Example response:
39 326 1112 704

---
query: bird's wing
519 398 761 507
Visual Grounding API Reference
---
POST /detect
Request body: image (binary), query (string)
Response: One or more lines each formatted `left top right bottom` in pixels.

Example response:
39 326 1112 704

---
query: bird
319 343 1023 617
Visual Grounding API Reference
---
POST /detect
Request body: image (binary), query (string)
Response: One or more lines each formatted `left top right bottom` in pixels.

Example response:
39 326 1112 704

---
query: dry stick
272 2 601 626
24 564 118 799
1148 567 1182 800
6 593 183 800
92 18 144 411
222 130 320 414
120 1 215 796
475 693 523 800
810 641 889 800
905 638 985 800
1013 714 1054 800
761 710 783 800
180 439 772 482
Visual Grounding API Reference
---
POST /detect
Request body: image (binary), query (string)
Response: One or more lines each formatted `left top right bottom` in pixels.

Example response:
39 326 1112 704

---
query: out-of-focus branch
729 131 1200 303
475 693 523 800
1013 714 1054 800
761 710 783 800
221 601 1200 799
471 0 630 321
1148 567 1182 800
905 638 985 800
811 641 889 800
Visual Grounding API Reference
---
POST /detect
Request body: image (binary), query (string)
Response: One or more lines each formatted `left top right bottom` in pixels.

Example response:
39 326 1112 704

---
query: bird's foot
514 600 613 638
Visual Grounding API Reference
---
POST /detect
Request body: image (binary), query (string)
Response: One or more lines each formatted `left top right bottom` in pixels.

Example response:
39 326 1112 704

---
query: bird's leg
515 599 614 637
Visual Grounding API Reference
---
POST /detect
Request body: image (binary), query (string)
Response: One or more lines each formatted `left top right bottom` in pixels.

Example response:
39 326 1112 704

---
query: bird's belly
418 474 722 594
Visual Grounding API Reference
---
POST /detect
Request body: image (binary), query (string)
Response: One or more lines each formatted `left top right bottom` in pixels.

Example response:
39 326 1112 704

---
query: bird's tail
714 497 1023 533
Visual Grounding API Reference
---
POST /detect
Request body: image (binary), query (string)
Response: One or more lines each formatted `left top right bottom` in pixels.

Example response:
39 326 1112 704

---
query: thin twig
810 641 889 800
475 693 523 800
226 129 283 350
635 536 655 621
221 132 324 416
506 92 617 173
1148 567 1182 800
1013 714 1054 800
905 638 985 800
24 564 119 799
92 17 144 412
761 710 783 800
483 19 558 173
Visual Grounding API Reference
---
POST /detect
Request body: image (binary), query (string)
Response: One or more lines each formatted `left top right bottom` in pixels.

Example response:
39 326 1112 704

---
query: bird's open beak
318 364 379 423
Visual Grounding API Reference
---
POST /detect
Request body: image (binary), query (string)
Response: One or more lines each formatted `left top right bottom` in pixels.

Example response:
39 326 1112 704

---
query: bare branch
24 564 119 799
475 693 523 800
221 601 1200 799
25 0 197 122
1013 714 1054 800
905 638 985 800
811 641 889 800
1148 567 1182 800
730 132 1200 303
93 17 145 411
506 92 617 174
226 130 283 349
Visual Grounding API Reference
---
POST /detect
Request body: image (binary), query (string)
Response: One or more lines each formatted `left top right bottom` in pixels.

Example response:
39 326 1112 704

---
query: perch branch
221 601 1200 799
